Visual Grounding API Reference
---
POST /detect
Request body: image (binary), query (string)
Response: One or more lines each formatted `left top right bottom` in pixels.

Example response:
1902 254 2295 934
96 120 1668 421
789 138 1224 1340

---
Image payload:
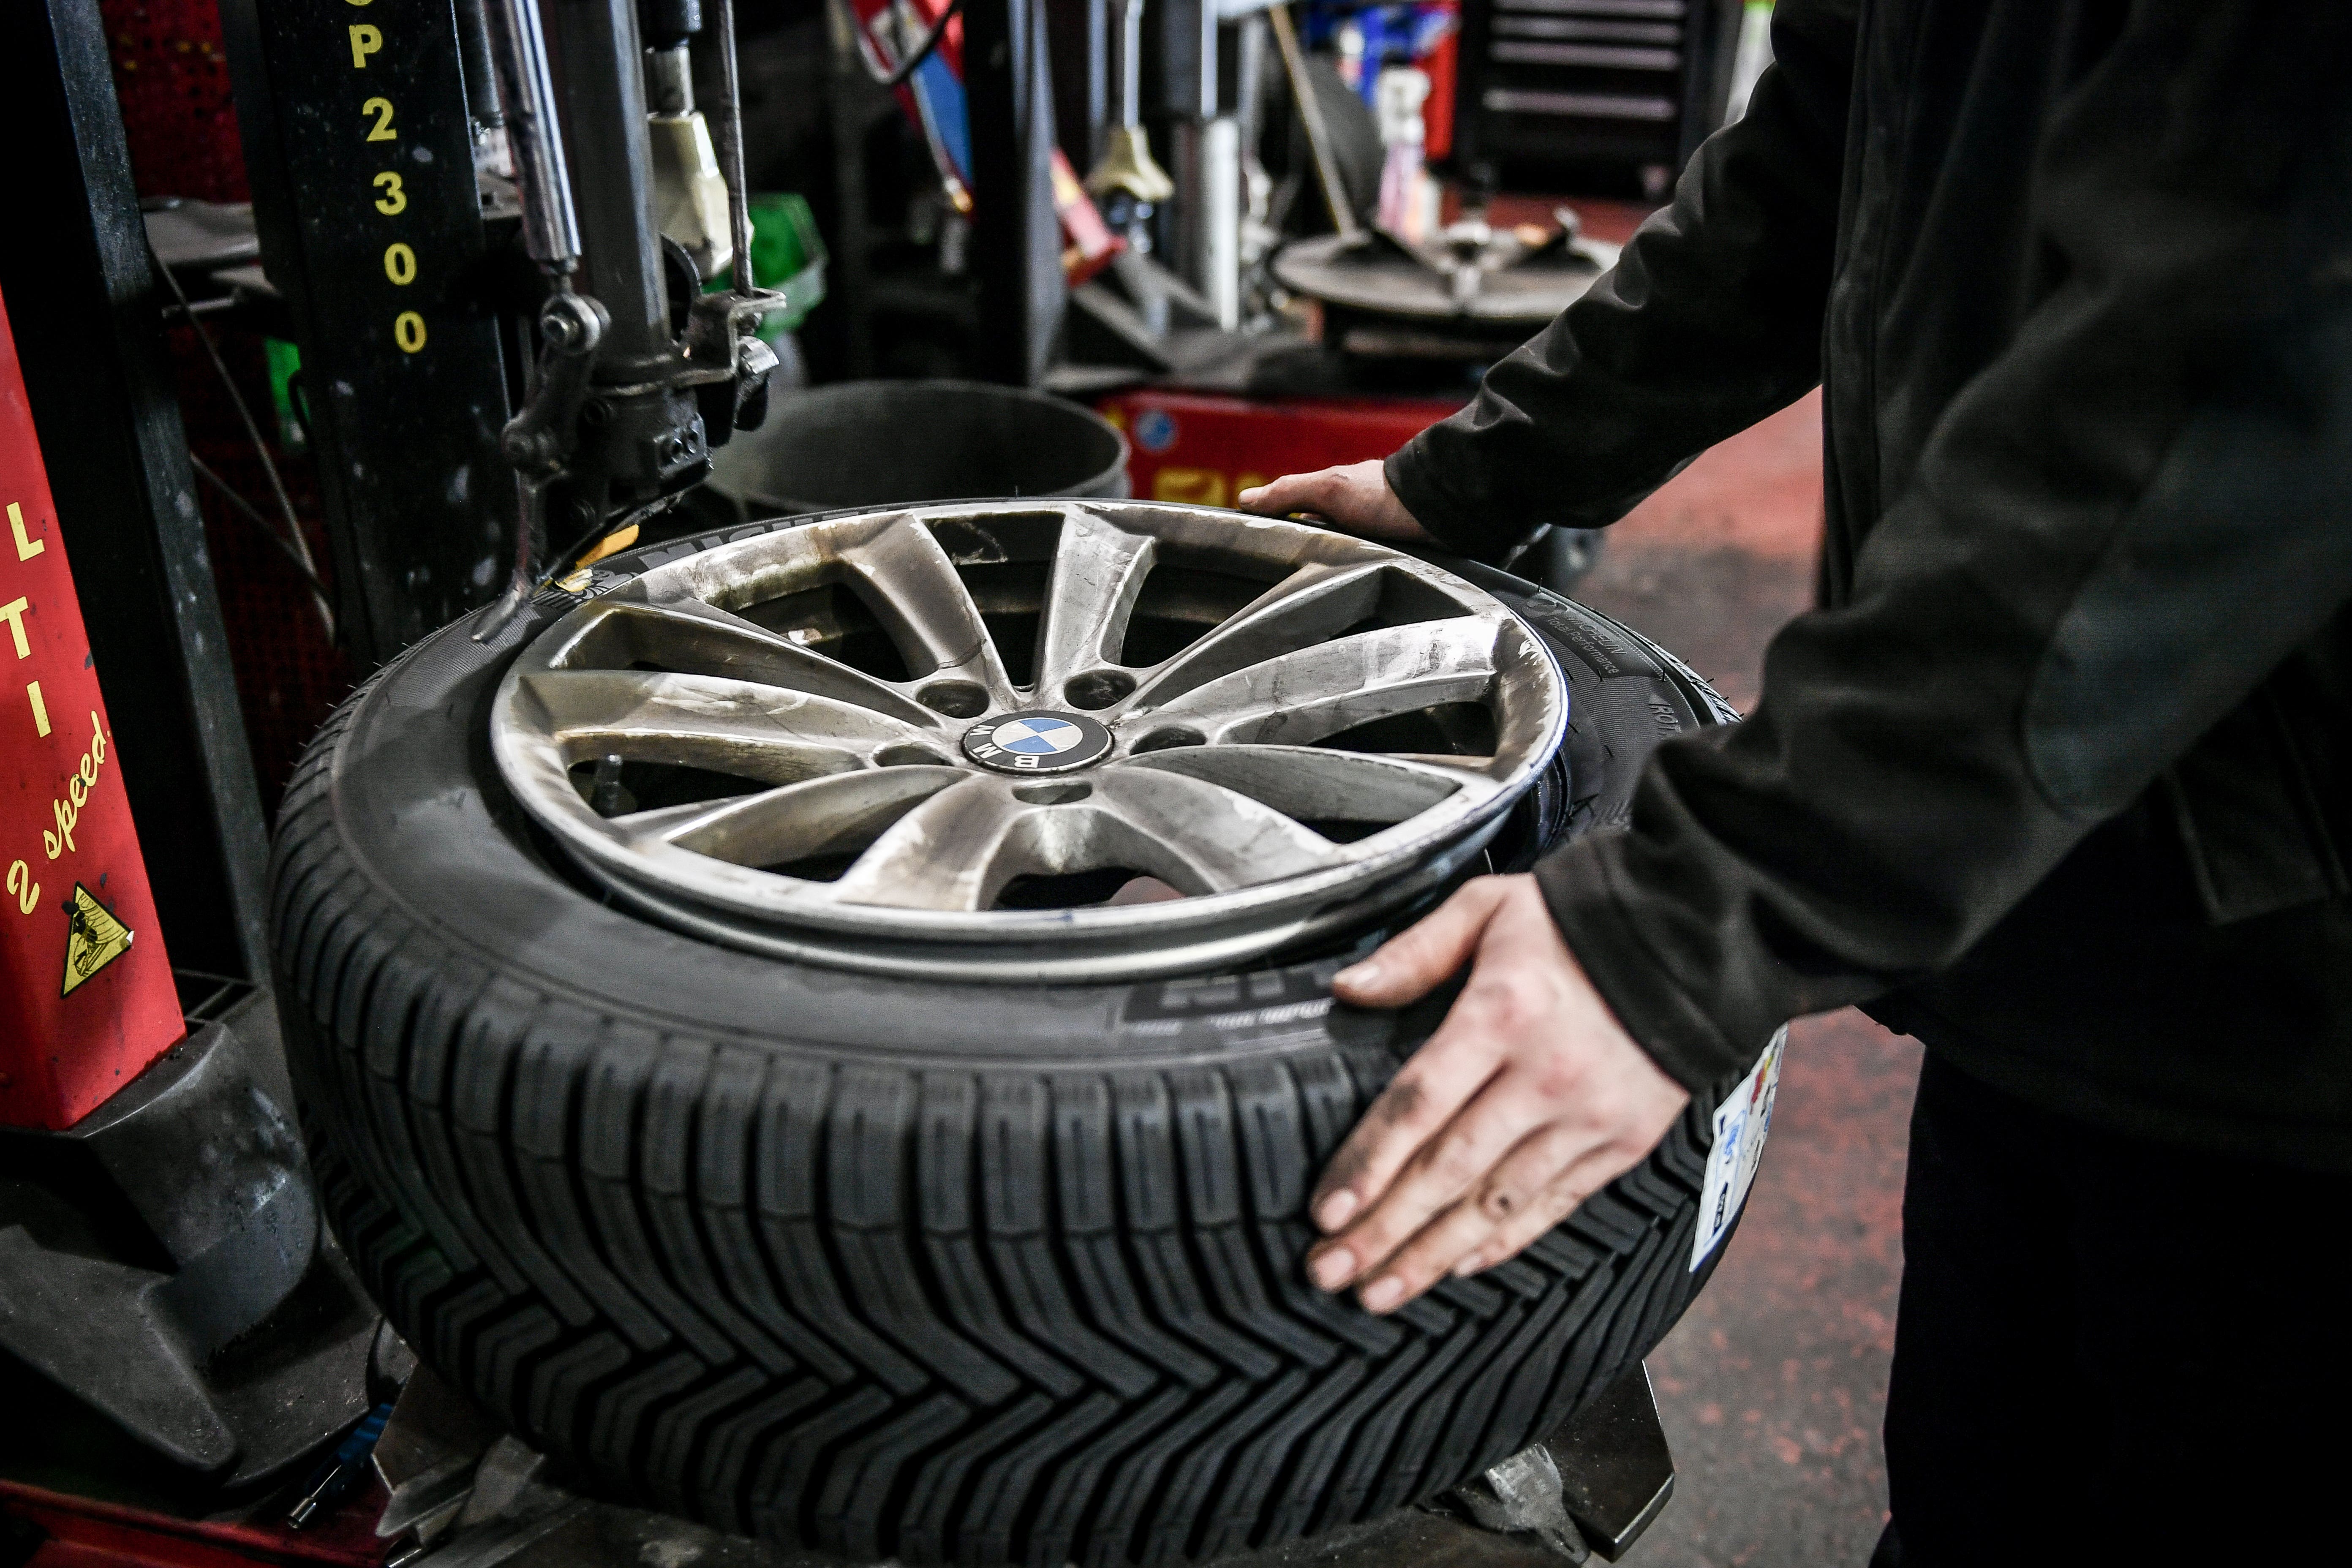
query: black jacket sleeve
1537 2 2352 1094
1384 0 1858 560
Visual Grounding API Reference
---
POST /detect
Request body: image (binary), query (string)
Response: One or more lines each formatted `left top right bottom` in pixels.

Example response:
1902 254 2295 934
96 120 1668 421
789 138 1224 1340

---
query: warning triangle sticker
61 881 134 996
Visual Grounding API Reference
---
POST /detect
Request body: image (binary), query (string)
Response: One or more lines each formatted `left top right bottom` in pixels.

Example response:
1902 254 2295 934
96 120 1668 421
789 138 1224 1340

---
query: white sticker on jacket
1690 1026 1787 1271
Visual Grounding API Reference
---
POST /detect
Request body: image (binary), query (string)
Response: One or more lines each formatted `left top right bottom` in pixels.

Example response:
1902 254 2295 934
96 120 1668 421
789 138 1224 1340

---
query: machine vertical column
220 0 514 665
552 0 671 374
544 0 709 528
966 0 1070 387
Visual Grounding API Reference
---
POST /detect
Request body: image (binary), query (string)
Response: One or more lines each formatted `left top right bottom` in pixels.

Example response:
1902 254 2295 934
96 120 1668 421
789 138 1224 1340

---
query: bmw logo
961 710 1114 773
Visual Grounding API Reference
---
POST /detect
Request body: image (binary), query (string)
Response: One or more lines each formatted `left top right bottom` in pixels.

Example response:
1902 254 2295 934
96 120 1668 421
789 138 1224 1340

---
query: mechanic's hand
1308 874 1690 1314
1236 460 1437 546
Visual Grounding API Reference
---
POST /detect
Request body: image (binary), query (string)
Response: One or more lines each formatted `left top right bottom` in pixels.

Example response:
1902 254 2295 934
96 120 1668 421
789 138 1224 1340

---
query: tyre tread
271 582 1747 1565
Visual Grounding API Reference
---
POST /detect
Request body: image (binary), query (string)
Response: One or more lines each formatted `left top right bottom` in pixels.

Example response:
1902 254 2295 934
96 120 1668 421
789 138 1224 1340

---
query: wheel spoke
1084 768 1342 892
1124 561 1390 709
832 513 1017 703
1033 507 1156 694
512 667 942 782
544 600 937 724
1116 744 1498 823
612 766 965 867
825 777 1035 910
1134 615 1505 745
493 501 1573 972
821 765 1346 909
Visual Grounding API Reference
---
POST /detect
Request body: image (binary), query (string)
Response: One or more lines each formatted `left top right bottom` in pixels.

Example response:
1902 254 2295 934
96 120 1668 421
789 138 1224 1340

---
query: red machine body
1096 388 1466 509
0 281 183 1130
0 1480 389 1568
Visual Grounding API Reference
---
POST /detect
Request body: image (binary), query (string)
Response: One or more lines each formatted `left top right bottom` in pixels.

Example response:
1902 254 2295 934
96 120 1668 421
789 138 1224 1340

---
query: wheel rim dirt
490 499 1568 980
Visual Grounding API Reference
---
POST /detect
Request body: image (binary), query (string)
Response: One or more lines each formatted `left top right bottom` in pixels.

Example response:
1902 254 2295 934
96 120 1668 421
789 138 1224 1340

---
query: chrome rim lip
579 819 1505 983
490 499 1568 978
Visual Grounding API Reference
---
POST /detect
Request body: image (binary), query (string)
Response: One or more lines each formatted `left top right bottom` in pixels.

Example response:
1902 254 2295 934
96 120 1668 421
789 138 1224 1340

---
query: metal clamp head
498 294 609 474
536 291 606 356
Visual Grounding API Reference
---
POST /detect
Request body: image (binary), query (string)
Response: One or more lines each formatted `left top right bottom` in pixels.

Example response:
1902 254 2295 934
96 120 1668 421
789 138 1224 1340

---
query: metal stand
0 989 374 1490
367 1357 1674 1567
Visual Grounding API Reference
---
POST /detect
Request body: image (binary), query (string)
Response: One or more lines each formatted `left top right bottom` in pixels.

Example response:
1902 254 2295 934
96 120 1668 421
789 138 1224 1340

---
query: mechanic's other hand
1308 875 1690 1314
1236 460 1436 545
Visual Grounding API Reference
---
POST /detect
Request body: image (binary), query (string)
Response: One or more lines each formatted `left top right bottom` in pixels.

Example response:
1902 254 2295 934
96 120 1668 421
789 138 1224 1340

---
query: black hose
185 450 333 602
147 241 339 643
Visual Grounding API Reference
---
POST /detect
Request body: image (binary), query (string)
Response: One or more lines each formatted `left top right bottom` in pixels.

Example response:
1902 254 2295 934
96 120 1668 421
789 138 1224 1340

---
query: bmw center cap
962 710 1115 773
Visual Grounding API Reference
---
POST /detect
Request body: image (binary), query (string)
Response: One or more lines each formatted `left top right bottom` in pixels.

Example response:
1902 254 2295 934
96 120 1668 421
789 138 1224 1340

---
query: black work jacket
1387 0 2352 1167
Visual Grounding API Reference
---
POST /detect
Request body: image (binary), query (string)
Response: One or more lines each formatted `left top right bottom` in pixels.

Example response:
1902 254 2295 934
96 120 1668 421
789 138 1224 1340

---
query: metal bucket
710 379 1130 515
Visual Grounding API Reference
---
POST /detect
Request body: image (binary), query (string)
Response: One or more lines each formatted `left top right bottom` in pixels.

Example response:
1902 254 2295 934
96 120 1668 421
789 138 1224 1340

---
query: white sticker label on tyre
1690 1026 1787 1271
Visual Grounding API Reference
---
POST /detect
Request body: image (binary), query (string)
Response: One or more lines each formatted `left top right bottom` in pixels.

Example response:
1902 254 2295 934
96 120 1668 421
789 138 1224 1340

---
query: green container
709 192 828 340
